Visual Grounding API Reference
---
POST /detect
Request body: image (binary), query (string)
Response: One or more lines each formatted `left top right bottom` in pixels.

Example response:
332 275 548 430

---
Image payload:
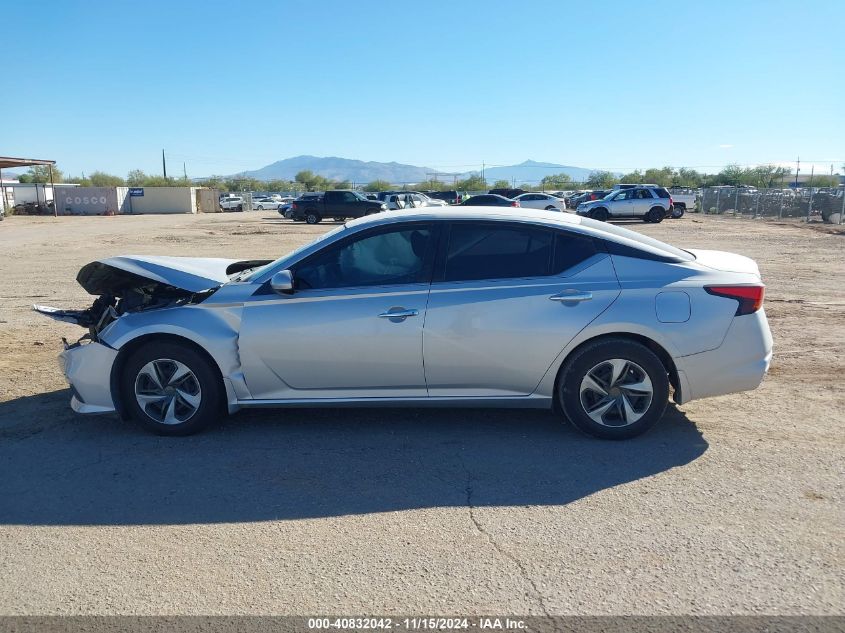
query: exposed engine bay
33 256 271 344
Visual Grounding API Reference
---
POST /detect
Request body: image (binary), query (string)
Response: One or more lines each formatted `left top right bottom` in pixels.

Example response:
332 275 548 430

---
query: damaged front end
33 255 269 346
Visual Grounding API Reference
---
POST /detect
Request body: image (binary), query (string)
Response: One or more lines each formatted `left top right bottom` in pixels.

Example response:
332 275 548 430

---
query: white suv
576 186 673 223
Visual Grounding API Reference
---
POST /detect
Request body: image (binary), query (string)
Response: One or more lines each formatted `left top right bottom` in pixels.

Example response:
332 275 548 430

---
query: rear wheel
556 338 669 440
305 212 321 224
645 207 665 223
545 205 557 211
121 341 223 436
672 205 685 219
256 205 264 211
593 208 609 222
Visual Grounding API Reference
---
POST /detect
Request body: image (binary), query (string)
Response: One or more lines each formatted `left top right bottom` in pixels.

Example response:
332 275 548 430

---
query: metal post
715 188 720 214
779 192 784 219
0 167 4 216
807 189 814 222
839 189 844 225
734 187 739 216
48 164 56 217
755 192 760 218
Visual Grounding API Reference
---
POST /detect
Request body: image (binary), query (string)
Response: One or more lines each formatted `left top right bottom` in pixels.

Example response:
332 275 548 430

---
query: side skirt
236 395 554 410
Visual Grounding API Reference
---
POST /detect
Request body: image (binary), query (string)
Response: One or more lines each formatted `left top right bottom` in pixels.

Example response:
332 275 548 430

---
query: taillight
705 285 765 316
669 196 674 206
511 201 520 207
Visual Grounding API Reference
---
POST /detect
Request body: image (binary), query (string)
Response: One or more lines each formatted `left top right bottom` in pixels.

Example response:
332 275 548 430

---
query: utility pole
794 156 799 188
162 149 168 181
183 162 187 181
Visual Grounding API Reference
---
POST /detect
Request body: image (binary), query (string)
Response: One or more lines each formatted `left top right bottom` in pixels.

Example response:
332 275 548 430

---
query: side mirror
270 269 294 294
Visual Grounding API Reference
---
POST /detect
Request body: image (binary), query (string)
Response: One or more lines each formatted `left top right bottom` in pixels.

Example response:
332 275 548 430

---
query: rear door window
443 224 553 282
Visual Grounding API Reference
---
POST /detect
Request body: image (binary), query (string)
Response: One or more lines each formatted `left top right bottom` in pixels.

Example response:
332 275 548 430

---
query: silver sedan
36 208 773 439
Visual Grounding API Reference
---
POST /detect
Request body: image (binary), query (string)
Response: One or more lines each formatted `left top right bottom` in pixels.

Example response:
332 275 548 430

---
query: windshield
603 191 620 200
241 224 348 282
351 191 368 201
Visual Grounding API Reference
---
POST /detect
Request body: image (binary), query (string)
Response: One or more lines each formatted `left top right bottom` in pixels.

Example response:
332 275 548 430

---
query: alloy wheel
134 359 202 425
579 358 653 427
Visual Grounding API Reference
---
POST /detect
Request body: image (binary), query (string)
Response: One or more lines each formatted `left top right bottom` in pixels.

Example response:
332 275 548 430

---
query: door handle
378 308 419 319
550 290 593 303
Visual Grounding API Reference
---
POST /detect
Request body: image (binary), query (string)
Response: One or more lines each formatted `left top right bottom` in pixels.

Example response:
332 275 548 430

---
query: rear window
654 188 670 198
579 217 694 261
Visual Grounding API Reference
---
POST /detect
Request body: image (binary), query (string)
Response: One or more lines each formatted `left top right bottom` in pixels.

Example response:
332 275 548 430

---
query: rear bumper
674 309 773 404
59 341 118 414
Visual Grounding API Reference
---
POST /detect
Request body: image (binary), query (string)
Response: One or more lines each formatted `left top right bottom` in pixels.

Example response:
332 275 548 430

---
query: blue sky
2 0 843 178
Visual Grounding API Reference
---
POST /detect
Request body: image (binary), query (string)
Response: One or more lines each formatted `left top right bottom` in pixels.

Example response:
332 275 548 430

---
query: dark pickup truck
290 190 387 224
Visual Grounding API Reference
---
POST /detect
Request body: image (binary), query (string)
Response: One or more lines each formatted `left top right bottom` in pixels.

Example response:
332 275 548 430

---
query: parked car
36 207 772 440
576 187 672 223
513 192 566 211
459 194 520 207
488 188 526 199
253 195 288 211
425 190 468 205
219 196 245 212
612 183 659 191
290 190 387 224
568 190 610 208
385 192 449 210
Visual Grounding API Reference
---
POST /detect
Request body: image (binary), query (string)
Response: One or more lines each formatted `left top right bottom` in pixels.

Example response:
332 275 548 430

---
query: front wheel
556 338 669 440
121 341 223 436
305 212 321 224
592 208 609 222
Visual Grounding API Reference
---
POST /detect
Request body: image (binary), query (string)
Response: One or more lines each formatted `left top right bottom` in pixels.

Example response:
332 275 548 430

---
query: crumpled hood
77 255 244 296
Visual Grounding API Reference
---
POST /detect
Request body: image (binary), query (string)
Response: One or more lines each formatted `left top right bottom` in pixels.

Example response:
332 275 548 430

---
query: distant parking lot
0 212 842 614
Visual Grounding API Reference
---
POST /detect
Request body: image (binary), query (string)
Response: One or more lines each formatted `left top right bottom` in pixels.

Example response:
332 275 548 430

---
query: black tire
237 205 243 212
256 205 264 211
333 217 346 222
672 205 685 219
649 206 665 223
556 338 669 440
545 205 556 211
120 341 223 436
305 211 321 224
365 207 381 216
593 207 609 222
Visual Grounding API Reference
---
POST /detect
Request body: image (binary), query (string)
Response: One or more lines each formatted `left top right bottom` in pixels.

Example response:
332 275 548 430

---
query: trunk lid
687 249 761 277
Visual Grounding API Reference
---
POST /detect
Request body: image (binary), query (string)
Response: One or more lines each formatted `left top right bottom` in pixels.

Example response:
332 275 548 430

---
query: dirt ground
0 211 842 615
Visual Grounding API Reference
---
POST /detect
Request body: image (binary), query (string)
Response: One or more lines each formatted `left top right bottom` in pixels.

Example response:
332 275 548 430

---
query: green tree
539 173 573 189
806 174 840 187
455 174 487 191
65 174 91 186
585 170 616 189
295 170 328 191
414 179 446 191
126 169 150 186
364 180 391 192
265 179 294 192
492 179 510 189
619 170 644 184
642 167 674 187
673 167 704 188
19 165 63 183
88 171 125 186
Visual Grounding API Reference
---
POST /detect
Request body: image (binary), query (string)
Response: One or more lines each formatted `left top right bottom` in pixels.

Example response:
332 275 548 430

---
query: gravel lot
0 212 842 615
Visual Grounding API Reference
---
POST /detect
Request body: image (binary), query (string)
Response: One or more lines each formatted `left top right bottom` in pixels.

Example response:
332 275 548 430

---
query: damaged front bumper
58 340 119 414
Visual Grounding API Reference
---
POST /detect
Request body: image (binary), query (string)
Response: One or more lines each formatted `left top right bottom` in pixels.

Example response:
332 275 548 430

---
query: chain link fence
699 187 845 224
